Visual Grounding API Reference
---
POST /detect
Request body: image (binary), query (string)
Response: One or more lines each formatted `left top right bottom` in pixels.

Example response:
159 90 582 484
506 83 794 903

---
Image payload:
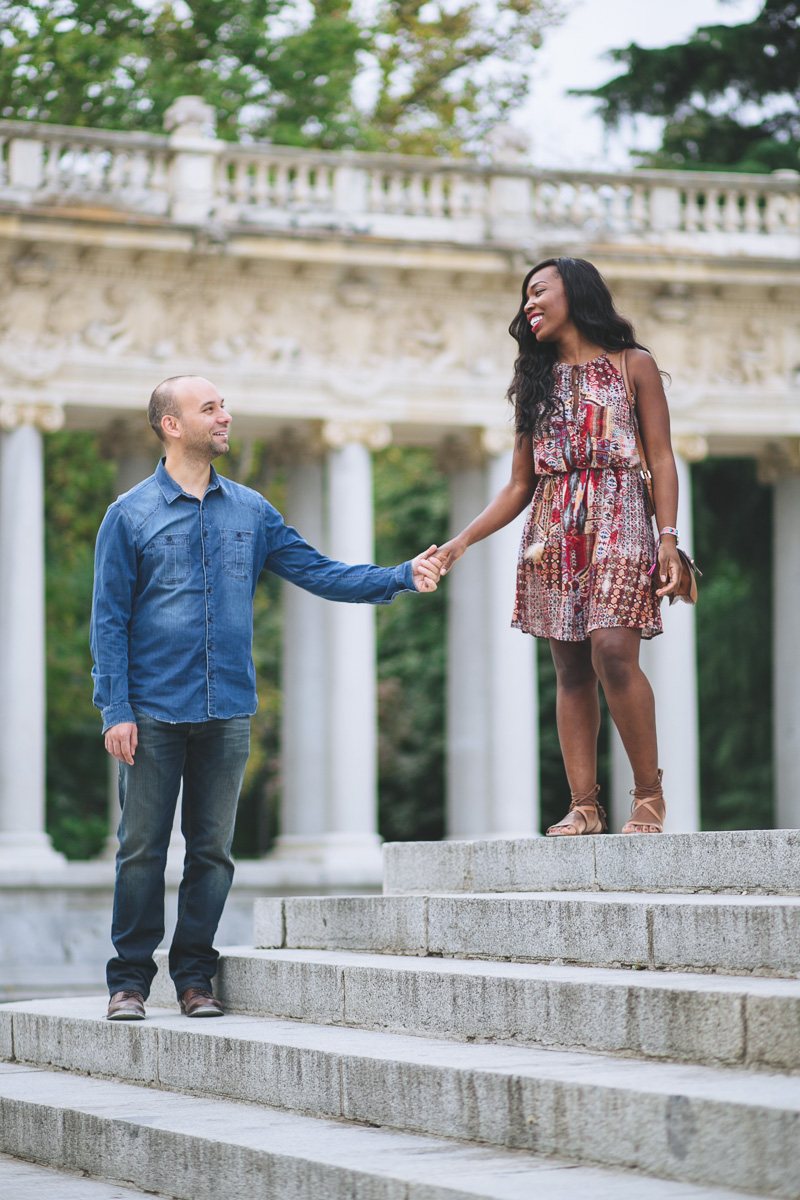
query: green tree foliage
0 0 367 145
692 459 774 829
44 432 116 859
373 447 449 841
578 0 800 172
362 0 552 154
0 0 554 152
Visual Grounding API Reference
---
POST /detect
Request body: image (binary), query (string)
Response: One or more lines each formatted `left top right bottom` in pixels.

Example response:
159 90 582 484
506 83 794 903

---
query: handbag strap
620 349 656 518
620 349 648 474
619 351 701 597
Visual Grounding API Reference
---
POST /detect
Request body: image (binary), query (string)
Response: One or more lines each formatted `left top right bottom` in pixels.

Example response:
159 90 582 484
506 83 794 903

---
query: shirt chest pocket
220 529 254 580
145 533 191 585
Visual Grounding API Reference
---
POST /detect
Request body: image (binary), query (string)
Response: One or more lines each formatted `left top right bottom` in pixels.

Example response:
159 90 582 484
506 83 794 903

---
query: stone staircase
1 830 799 1199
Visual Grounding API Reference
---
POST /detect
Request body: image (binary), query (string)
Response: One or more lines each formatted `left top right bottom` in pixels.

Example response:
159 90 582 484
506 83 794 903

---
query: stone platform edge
381 828 800 896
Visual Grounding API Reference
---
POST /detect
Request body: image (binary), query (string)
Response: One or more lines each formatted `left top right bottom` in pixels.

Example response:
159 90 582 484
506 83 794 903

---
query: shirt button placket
201 509 216 717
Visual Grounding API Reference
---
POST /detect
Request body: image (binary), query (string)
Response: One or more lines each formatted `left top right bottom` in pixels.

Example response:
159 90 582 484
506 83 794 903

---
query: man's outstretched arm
264 505 440 603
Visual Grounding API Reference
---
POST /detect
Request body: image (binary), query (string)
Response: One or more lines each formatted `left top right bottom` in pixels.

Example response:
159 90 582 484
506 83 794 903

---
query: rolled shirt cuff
397 560 416 593
101 702 137 734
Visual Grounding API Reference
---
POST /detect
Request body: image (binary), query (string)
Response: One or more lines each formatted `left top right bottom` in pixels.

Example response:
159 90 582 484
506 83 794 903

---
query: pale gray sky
517 0 763 169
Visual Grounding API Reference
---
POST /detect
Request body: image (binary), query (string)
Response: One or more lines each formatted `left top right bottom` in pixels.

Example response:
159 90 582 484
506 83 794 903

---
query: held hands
655 539 681 598
411 545 445 592
105 722 138 765
430 536 467 577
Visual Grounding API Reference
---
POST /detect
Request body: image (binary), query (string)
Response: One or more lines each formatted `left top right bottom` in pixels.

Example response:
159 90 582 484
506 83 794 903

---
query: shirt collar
155 458 222 505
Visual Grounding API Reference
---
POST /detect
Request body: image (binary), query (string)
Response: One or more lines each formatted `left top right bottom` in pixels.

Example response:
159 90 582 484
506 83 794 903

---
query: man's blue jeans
107 710 250 999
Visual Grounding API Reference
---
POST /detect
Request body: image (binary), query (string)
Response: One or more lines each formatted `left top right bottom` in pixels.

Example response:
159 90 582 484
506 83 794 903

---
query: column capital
0 402 64 433
672 433 708 463
322 421 391 452
757 437 800 485
481 426 516 456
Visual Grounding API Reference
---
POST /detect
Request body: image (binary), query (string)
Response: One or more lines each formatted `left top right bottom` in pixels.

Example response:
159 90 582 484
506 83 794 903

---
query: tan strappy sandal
621 770 665 833
546 784 607 836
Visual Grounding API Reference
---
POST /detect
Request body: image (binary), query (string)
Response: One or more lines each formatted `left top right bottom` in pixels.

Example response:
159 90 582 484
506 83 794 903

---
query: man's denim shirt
91 460 415 732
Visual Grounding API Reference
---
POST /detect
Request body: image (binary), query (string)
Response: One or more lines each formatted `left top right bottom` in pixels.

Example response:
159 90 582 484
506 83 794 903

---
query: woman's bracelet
659 526 679 544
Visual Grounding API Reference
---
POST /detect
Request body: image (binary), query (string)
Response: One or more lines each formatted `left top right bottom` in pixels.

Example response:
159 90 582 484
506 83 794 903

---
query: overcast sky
516 0 763 169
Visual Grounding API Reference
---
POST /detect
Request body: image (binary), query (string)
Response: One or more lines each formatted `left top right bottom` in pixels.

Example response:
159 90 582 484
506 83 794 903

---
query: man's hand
411 545 442 593
105 722 138 765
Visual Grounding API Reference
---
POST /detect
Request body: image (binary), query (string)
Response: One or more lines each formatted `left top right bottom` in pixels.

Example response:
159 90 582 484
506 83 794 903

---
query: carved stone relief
634 284 800 396
0 252 66 381
0 241 798 447
0 245 519 387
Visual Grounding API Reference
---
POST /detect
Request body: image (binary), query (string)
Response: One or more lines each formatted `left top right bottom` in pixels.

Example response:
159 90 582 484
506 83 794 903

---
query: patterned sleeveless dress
512 352 662 642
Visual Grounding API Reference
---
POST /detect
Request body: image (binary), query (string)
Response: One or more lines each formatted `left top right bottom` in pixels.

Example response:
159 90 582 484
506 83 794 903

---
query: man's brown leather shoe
107 990 146 1021
179 987 224 1017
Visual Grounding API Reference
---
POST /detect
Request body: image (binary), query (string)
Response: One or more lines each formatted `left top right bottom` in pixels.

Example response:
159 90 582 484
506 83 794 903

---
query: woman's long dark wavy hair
507 257 652 438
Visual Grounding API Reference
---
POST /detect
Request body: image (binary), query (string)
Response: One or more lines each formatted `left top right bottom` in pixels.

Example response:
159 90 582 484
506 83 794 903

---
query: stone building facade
0 99 798 992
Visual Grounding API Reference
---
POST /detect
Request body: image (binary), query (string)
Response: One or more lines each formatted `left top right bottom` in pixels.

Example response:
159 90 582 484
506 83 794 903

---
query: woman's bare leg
589 627 662 831
550 637 601 797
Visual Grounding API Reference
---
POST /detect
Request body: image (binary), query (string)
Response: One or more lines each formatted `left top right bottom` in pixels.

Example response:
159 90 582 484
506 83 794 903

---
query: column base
0 831 67 871
268 833 383 885
99 835 119 861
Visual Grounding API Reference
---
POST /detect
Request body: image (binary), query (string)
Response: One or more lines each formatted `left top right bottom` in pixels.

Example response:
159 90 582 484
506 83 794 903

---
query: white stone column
272 452 331 859
445 432 539 839
316 422 390 873
773 467 800 828
446 461 490 838
483 432 538 836
0 404 66 868
612 443 702 832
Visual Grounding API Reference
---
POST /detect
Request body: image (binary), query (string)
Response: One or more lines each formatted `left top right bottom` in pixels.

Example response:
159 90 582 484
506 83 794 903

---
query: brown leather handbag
620 350 702 606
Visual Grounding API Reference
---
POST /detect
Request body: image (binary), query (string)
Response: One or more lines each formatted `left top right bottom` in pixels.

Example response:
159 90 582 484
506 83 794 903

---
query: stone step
146 947 800 1071
0 1151 161 1199
1 1020 797 1198
252 891 800 977
382 830 800 896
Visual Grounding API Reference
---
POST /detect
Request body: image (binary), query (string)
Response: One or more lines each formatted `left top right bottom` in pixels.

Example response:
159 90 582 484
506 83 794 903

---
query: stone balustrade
0 119 171 214
1 117 798 254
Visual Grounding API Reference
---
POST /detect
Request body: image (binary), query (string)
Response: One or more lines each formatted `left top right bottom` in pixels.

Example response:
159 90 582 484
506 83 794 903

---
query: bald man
91 376 441 1021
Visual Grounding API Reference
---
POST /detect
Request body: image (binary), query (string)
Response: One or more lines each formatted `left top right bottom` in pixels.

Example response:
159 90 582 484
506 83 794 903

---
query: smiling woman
434 256 682 839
